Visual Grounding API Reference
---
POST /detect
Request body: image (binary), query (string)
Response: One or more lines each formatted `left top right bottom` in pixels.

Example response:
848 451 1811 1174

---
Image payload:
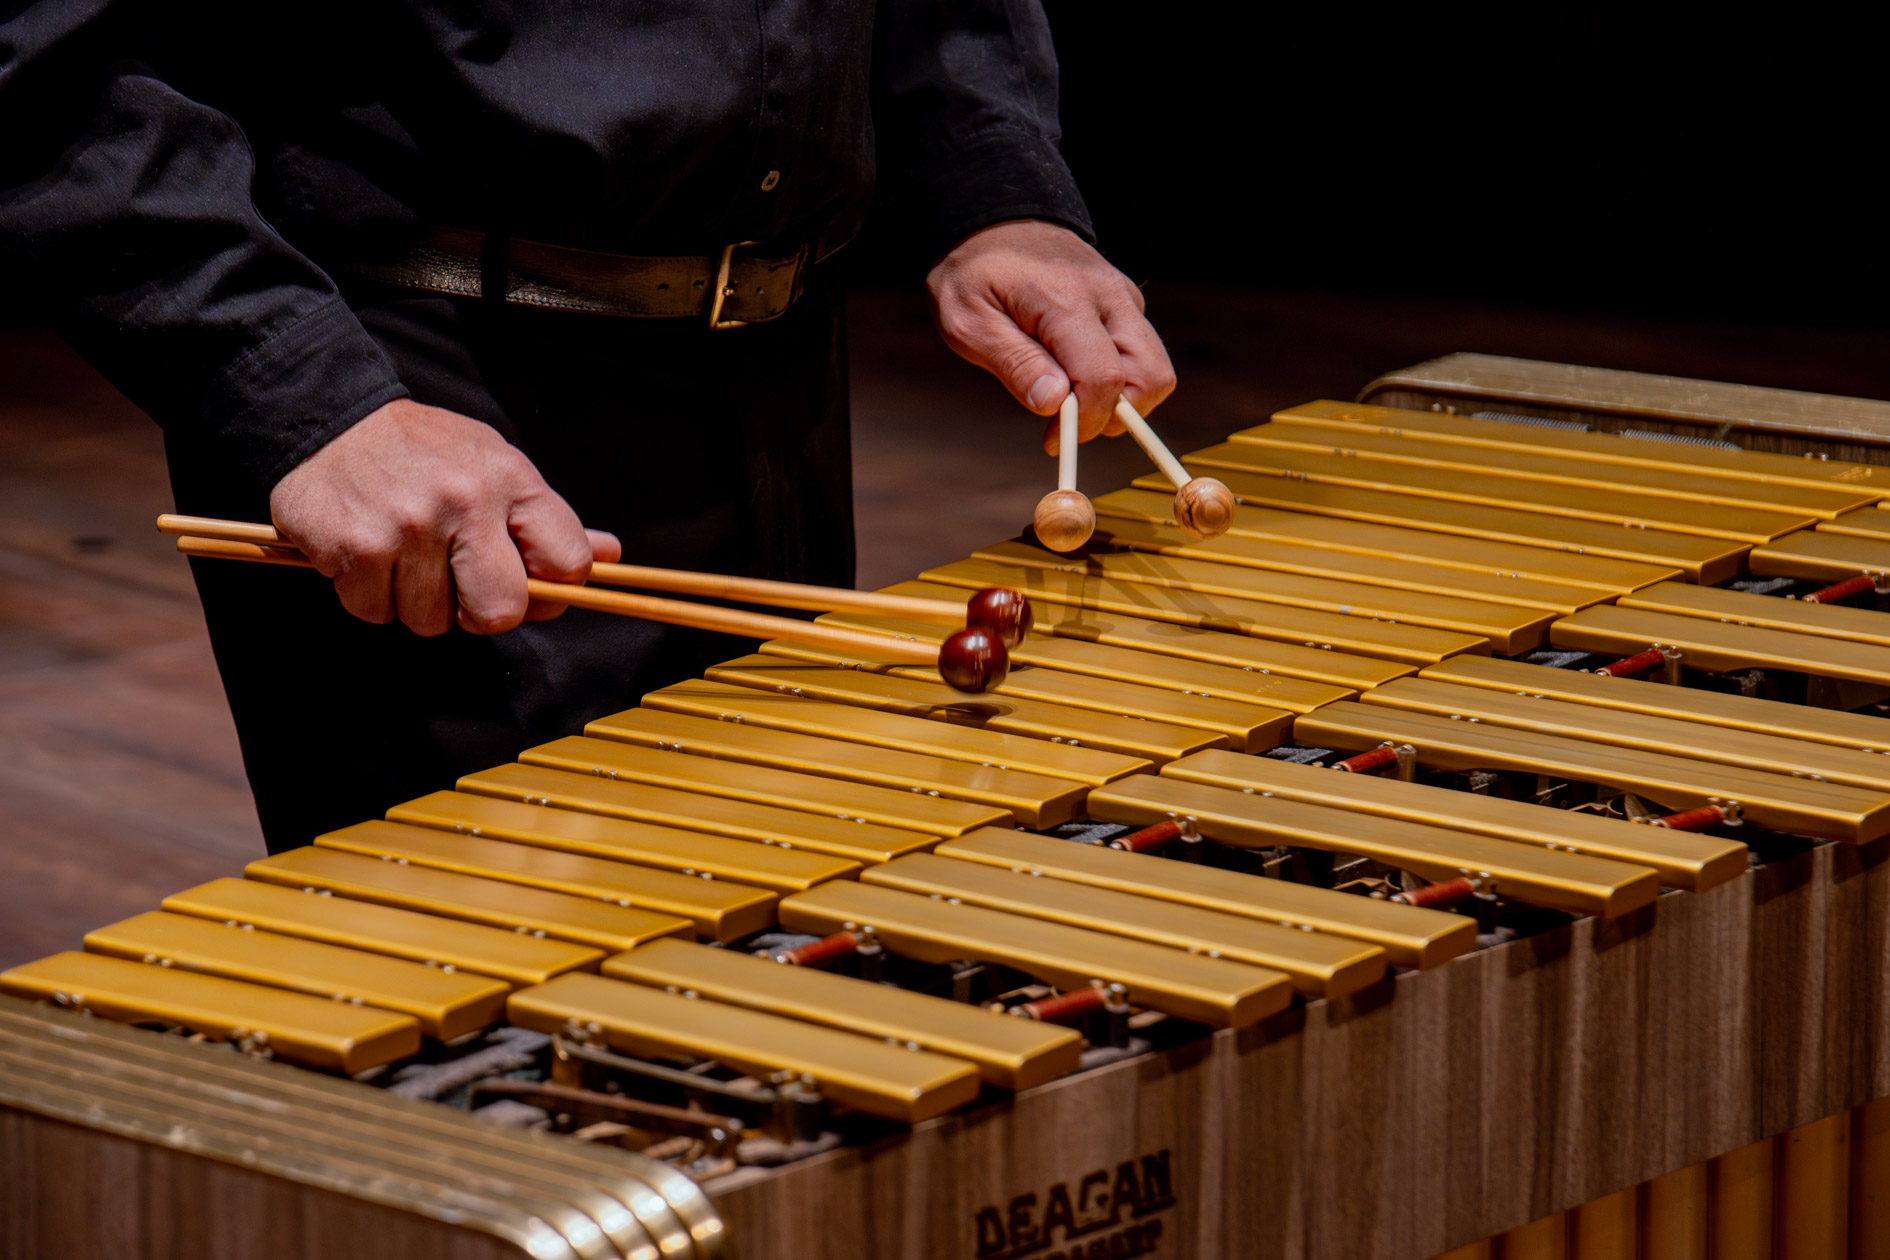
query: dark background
851 8 1880 330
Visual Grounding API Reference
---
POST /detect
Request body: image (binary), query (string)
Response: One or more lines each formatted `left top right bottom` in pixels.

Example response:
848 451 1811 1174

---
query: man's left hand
926 219 1177 454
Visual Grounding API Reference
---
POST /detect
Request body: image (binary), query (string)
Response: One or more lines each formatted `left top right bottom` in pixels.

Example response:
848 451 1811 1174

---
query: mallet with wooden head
1113 398 1235 539
1032 392 1096 552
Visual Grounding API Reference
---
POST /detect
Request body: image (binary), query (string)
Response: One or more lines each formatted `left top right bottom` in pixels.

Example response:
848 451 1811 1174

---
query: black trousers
166 281 854 854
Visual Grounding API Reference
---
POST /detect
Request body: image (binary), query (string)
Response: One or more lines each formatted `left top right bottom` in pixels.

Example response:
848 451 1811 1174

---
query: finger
450 519 531 635
523 528 620 624
587 529 622 564
1035 307 1127 441
937 299 1070 416
392 541 455 637
330 553 397 626
1103 303 1178 417
509 489 595 584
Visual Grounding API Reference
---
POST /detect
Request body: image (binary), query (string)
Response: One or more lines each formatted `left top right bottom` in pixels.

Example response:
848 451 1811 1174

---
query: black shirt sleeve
0 2 407 492
873 0 1094 267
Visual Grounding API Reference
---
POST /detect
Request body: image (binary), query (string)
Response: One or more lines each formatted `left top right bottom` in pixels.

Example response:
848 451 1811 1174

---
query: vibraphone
7 358 1890 1260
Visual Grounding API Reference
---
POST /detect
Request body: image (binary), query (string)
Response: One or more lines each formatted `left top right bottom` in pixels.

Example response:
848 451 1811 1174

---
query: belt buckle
706 240 760 329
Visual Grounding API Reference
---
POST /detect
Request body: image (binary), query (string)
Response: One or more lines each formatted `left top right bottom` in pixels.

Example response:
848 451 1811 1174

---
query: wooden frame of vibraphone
9 361 1890 1260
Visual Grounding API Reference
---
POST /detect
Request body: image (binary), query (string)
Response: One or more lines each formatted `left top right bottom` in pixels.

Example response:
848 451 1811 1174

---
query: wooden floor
5 287 1890 968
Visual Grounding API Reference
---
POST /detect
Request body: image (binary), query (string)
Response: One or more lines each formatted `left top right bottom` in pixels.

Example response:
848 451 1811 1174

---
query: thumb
960 312 1070 417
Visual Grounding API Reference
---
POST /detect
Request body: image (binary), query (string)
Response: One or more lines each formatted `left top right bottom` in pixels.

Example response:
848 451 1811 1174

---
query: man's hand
269 399 619 636
926 220 1177 454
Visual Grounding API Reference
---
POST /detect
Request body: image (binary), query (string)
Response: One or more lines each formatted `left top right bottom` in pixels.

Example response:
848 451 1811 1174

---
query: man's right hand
268 399 618 636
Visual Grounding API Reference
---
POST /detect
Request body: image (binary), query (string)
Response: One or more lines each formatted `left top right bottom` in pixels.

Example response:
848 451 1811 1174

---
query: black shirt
0 1 1090 490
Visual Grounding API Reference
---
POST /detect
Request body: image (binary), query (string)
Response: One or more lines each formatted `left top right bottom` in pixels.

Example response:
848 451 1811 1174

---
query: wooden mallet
1032 392 1096 552
1112 398 1235 539
156 516 1019 692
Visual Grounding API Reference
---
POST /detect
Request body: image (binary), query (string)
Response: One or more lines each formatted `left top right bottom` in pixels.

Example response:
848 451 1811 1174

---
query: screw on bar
1333 744 1399 775
1591 647 1667 678
1801 573 1877 605
1104 820 1184 852
1389 876 1481 908
1659 645 1685 686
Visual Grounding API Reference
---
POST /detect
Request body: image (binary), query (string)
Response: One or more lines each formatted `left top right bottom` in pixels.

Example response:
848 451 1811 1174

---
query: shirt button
759 170 781 192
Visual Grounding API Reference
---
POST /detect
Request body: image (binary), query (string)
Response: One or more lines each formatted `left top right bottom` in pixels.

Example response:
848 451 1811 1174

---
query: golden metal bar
934 827 1476 970
883 578 1417 690
1275 399 1885 491
1708 1137 1775 1260
1182 441 1817 542
1819 506 1890 542
82 911 508 1041
1624 579 1890 649
521 734 1011 837
1159 749 1745 893
1497 1213 1567 1260
1550 604 1890 689
705 654 1223 765
1751 529 1890 582
0 951 419 1073
1298 700 1890 844
814 608 1356 713
860 852 1386 999
508 972 981 1124
161 877 603 988
1641 1163 1708 1260
641 678 1150 787
1092 486 1680 593
925 556 1491 665
968 538 1555 654
459 761 937 864
1777 1112 1850 1260
1420 654 1890 754
1132 468 1749 583
777 879 1292 1028
1852 1097 1890 1260
1364 677 1890 797
581 708 1088 828
1568 1187 1638 1260
1089 775 1659 918
388 789 863 891
600 937 1082 1091
246 846 696 954
1232 419 1874 518
1073 514 1613 613
761 638 1298 753
315 821 778 943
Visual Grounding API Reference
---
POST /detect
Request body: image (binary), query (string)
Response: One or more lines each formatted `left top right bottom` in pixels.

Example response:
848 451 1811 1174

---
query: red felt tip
773 931 860 967
1804 574 1875 605
1014 987 1110 1024
1106 820 1183 852
1390 877 1478 909
1334 747 1398 774
1593 648 1667 678
1651 805 1727 832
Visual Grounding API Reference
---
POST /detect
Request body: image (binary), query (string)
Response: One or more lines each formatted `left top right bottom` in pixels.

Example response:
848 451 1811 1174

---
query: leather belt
346 227 809 328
